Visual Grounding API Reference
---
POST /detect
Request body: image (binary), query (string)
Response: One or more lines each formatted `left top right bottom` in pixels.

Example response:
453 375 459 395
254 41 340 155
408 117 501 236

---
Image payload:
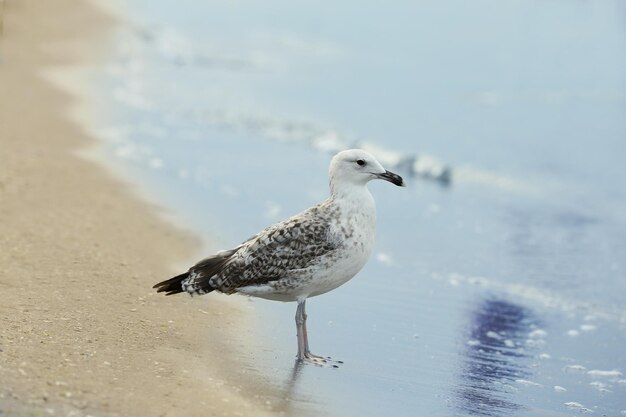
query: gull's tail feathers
152 271 191 296
153 248 238 296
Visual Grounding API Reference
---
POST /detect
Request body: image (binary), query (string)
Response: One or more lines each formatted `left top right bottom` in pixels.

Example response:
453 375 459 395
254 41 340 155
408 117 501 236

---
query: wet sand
0 1 278 416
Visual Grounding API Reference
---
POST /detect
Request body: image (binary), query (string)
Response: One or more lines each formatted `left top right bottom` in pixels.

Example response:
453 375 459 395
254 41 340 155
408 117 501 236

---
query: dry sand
0 1 284 416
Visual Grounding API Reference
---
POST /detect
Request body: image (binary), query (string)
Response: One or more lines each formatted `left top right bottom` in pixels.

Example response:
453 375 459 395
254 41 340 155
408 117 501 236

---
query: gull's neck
329 181 375 209
329 181 377 239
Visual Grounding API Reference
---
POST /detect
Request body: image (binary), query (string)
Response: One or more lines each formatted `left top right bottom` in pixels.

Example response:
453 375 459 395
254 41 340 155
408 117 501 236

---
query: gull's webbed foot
299 351 344 368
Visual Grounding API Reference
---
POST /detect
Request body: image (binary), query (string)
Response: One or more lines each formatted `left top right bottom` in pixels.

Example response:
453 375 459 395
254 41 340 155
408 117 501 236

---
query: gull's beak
376 170 405 187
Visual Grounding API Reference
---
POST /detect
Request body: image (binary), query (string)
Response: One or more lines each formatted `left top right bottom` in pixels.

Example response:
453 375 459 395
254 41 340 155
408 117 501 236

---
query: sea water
92 1 626 415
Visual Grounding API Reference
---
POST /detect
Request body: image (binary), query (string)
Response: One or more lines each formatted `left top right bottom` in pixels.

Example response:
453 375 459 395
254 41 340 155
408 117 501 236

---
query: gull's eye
356 159 366 166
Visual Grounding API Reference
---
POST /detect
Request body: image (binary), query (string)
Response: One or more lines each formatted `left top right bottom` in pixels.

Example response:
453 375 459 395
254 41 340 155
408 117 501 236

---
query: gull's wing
209 204 339 293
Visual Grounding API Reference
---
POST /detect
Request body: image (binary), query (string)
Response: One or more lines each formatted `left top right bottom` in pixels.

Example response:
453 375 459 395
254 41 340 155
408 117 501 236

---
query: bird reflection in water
274 360 317 415
455 298 539 416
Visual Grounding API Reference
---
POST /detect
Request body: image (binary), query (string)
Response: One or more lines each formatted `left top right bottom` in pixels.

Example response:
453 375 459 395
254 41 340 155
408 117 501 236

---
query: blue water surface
93 1 626 415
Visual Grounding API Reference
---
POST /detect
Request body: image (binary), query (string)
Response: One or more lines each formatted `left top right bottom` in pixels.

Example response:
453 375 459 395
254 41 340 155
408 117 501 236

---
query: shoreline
0 1 281 416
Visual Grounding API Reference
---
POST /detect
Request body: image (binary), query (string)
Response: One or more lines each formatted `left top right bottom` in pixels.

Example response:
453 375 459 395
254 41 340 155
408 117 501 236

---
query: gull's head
329 149 405 194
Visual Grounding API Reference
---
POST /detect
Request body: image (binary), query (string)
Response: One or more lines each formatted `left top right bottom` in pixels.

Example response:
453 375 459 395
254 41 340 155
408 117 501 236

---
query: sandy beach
0 1 279 416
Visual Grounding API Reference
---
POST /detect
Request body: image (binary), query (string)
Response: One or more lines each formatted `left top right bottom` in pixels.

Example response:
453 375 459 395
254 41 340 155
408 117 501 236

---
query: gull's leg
295 298 342 367
300 299 317 358
295 299 307 361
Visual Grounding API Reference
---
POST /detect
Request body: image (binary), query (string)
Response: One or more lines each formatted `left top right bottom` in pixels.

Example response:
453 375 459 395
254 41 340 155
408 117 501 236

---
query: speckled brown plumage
176 199 342 296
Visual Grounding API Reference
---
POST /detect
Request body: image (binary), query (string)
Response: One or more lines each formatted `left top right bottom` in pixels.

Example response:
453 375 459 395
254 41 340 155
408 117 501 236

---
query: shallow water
94 1 626 415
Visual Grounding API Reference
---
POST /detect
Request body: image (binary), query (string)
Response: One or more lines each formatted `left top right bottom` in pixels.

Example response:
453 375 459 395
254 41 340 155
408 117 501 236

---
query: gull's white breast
307 194 376 297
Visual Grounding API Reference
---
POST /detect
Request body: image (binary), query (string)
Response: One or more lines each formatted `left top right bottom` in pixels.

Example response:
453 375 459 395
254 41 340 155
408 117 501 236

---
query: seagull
153 149 404 365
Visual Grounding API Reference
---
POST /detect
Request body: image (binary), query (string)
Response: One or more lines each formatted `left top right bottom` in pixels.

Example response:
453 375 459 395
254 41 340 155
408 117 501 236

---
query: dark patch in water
455 298 538 416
